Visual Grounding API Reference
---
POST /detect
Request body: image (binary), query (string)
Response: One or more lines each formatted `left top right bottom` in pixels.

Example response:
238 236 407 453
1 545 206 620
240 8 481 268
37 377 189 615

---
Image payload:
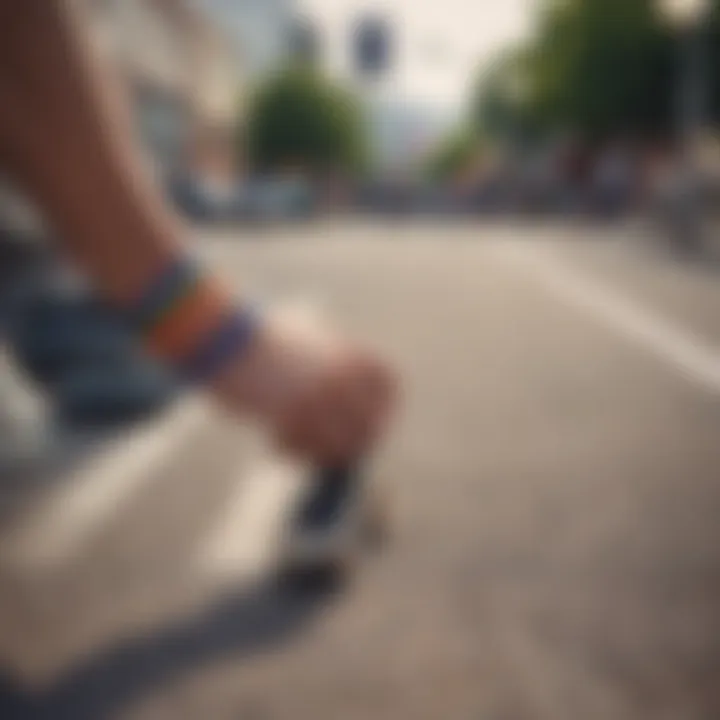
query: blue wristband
130 258 199 333
180 307 260 385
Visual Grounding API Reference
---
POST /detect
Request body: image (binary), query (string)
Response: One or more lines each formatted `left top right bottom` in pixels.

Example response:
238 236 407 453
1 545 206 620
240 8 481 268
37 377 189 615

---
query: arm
0 0 395 464
0 0 183 304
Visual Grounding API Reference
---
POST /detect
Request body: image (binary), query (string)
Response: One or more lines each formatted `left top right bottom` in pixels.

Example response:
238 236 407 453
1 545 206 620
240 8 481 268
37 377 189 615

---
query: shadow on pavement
0 577 338 720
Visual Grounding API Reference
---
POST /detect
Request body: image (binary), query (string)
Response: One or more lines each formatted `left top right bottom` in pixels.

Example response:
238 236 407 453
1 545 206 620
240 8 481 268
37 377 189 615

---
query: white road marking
198 455 305 583
1 398 208 570
0 295 321 571
1 296 327 577
499 245 720 393
198 295 328 583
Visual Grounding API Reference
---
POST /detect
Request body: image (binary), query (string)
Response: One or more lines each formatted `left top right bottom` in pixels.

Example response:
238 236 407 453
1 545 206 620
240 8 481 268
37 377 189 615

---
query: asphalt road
1 219 720 720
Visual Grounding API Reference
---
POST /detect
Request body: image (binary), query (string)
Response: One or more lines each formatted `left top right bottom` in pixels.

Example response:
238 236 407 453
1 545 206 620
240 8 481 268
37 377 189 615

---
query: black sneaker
285 465 364 565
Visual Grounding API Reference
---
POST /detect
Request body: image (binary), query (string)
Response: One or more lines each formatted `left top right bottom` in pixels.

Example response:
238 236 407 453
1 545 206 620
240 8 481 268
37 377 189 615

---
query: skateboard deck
277 463 389 591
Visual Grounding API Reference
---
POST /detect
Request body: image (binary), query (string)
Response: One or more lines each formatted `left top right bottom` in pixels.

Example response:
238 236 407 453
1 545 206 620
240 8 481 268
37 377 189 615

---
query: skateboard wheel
280 559 349 595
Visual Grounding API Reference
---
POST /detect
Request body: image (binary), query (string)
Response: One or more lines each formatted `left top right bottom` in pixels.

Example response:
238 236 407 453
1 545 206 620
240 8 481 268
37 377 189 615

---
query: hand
212 306 397 465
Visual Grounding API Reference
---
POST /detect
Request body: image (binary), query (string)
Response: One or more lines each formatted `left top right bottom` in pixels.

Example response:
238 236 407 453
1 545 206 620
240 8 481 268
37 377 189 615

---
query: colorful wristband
127 257 259 384
131 258 200 333
180 308 259 384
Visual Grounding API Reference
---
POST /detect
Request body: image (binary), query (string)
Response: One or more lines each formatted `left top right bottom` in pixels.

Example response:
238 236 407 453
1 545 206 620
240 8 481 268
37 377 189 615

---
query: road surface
1 220 720 720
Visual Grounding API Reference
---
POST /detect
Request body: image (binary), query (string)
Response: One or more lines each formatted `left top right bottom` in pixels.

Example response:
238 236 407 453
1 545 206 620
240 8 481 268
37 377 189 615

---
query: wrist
123 255 261 386
210 321 290 420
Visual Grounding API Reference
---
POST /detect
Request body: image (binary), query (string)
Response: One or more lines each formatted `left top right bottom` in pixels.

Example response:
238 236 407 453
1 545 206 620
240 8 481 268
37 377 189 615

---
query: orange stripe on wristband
145 279 233 361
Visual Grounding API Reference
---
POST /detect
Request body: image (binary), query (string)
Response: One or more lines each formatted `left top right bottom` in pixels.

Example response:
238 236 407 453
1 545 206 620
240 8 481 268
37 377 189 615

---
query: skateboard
278 463 389 591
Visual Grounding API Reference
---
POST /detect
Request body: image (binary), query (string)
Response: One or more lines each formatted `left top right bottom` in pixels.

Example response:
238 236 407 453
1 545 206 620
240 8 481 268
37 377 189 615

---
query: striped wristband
130 258 200 333
127 257 259 384
180 308 259 384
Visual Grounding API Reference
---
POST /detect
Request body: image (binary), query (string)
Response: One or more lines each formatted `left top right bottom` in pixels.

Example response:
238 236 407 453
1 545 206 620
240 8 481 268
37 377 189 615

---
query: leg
0 0 180 304
0 1 397 469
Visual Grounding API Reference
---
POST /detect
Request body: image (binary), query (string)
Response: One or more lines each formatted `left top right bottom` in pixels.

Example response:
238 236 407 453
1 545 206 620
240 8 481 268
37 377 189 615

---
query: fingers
275 353 397 465
218 312 399 466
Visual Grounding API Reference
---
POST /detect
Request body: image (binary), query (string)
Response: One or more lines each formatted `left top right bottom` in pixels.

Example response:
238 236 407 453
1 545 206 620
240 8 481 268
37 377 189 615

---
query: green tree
707 0 720 125
473 0 688 142
472 48 542 146
244 68 366 175
535 0 672 137
425 129 481 181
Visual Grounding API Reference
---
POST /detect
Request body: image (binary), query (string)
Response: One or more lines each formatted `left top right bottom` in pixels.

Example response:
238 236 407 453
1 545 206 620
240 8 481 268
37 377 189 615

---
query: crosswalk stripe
498 245 720 394
0 397 208 571
1 297 324 577
197 454 305 583
196 295 325 582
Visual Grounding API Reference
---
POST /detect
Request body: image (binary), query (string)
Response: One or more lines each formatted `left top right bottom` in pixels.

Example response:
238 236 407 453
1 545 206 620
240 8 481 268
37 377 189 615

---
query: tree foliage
473 48 543 145
425 130 481 181
709 0 720 123
532 0 672 136
244 68 366 175
473 0 720 142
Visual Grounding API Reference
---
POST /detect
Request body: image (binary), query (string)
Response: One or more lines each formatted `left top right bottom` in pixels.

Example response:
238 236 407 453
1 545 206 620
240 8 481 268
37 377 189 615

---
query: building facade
88 0 241 183
197 0 296 79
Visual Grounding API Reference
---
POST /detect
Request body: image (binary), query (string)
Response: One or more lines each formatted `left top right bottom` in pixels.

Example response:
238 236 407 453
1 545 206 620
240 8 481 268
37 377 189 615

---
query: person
0 1 396 469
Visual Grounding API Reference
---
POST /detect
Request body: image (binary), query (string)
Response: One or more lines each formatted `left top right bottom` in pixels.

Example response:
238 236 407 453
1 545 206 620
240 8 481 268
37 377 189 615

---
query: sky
299 0 537 115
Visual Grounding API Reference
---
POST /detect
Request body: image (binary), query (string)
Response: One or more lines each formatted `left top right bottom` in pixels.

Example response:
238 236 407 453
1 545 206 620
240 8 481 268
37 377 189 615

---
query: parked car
167 173 235 223
233 178 317 222
650 166 720 258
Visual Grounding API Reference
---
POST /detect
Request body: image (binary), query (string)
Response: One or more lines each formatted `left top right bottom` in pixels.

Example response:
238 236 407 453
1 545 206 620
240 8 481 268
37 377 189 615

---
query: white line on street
498 245 720 393
1 296 325 576
1 397 208 570
197 455 305 583
197 295 328 584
